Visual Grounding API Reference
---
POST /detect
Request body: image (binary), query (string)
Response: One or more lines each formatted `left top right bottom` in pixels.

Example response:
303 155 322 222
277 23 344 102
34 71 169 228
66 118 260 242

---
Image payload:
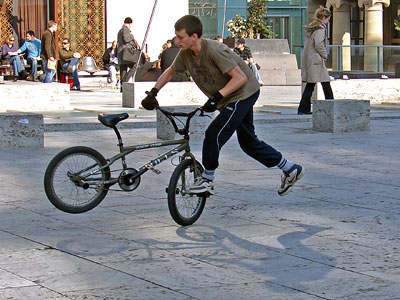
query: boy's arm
219 66 247 97
141 67 176 110
154 67 174 90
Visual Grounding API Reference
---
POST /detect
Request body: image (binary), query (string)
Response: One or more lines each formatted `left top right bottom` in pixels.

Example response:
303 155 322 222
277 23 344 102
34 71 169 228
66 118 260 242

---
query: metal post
221 0 227 38
377 46 381 72
132 0 158 81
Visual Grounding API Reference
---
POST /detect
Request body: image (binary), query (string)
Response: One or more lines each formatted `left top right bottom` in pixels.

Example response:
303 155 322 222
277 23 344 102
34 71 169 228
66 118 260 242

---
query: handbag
121 43 140 64
47 59 57 70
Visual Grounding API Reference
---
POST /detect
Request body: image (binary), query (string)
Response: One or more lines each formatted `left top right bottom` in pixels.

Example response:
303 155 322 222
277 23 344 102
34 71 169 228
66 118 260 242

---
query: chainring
118 168 141 191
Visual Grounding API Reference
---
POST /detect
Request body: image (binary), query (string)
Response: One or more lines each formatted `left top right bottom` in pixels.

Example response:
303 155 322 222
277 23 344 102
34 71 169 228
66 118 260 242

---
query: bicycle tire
168 158 206 226
44 146 111 213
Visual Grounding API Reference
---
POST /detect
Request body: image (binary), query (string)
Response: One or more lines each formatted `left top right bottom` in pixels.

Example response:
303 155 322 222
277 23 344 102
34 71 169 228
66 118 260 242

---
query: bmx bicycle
44 106 211 226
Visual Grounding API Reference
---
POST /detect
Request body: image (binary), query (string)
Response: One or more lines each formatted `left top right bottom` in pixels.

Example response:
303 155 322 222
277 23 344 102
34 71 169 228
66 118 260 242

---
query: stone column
358 0 390 72
327 0 353 71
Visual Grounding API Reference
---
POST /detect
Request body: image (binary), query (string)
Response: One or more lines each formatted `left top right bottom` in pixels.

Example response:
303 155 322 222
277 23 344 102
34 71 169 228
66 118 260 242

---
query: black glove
202 91 223 112
141 88 159 110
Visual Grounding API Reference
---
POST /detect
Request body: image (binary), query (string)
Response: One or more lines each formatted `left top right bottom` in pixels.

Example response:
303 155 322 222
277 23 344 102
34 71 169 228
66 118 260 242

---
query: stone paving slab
0 118 399 299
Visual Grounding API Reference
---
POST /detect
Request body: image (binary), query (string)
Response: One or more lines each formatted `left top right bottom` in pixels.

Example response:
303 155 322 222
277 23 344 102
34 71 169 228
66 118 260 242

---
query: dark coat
40 29 56 60
117 25 135 63
102 47 119 70
160 44 188 82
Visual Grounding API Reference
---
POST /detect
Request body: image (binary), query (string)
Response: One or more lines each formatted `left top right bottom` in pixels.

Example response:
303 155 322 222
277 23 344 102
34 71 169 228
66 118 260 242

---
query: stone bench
0 82 70 112
0 113 44 149
156 105 216 141
312 99 370 133
122 82 207 109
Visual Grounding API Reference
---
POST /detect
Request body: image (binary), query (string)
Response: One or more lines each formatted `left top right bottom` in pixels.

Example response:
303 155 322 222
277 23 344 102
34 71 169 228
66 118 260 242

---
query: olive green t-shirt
171 39 260 109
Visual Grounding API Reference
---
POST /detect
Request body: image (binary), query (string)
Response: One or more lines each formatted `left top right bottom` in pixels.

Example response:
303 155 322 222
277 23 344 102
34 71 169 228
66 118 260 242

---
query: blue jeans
250 64 262 82
202 90 282 171
42 59 56 83
8 56 25 76
62 57 80 87
27 57 38 79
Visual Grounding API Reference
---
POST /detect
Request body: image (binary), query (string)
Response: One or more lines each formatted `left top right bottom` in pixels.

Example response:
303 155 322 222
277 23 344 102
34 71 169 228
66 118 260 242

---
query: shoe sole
278 167 305 196
189 185 215 195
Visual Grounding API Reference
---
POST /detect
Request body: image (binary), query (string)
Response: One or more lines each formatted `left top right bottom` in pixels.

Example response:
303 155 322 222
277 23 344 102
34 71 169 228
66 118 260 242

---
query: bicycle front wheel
44 146 111 213
168 158 207 226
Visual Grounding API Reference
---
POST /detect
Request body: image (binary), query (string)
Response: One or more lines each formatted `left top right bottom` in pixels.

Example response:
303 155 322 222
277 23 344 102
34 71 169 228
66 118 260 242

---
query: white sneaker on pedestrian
278 164 305 196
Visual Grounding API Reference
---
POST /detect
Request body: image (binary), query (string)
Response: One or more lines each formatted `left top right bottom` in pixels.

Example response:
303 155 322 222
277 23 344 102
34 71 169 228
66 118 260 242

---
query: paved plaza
1 81 400 299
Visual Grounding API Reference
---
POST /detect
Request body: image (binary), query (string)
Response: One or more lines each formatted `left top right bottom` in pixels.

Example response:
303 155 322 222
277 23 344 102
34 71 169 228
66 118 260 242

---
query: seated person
1 35 29 81
15 30 42 82
234 38 264 86
214 35 223 43
102 40 119 88
59 38 81 90
160 37 189 82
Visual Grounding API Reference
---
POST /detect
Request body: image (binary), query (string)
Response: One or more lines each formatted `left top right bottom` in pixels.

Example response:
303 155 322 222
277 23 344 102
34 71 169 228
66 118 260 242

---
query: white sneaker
189 177 215 195
278 164 305 196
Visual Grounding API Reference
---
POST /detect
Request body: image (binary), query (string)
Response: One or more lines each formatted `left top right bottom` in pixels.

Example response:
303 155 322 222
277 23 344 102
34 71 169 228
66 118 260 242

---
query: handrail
325 44 400 73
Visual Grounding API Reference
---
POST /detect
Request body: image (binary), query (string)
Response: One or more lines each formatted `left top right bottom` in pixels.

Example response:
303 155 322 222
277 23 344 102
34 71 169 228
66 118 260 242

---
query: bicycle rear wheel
44 146 111 213
168 158 207 226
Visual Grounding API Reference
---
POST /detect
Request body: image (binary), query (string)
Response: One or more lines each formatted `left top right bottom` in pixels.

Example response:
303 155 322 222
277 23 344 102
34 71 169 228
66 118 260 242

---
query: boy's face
175 28 197 51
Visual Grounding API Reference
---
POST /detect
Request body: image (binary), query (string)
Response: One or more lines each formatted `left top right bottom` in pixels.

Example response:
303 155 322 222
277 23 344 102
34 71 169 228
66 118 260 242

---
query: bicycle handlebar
157 106 206 137
157 106 203 118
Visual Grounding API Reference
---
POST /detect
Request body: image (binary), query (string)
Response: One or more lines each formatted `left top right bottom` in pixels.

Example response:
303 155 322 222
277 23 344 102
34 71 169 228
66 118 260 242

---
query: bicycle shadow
138 223 334 293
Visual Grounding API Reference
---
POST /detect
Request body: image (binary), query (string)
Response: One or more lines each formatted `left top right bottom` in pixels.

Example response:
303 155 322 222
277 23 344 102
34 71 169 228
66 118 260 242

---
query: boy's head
174 15 203 51
174 15 202 38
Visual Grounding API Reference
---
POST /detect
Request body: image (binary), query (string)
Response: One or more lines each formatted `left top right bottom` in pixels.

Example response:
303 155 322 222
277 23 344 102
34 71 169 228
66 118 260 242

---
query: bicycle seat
98 113 129 128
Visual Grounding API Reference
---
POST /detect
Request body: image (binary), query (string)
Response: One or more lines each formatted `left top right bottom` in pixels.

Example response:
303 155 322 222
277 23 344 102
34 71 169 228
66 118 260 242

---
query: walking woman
298 6 333 115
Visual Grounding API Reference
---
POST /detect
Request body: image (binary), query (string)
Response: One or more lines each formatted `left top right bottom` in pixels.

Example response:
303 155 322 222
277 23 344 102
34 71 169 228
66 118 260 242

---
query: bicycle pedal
152 169 161 175
145 164 161 174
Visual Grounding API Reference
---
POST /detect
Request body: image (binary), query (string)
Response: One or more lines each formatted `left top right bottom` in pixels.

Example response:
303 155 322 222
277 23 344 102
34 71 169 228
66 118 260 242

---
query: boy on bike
142 15 304 196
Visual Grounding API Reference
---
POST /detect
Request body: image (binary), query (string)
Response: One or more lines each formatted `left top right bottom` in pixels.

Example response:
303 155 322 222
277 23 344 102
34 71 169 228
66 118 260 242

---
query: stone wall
243 39 301 86
123 82 207 109
0 82 70 112
317 79 400 104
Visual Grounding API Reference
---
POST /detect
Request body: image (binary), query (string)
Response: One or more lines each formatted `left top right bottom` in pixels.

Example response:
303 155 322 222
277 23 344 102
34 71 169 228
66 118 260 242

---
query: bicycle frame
79 107 203 188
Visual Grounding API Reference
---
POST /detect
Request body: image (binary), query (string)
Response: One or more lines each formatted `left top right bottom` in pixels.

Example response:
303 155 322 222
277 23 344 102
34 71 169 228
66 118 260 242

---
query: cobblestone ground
1 117 399 299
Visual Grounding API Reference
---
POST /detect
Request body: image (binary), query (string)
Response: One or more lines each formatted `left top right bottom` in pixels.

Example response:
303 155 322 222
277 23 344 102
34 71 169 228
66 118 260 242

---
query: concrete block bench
122 82 207 109
157 105 216 141
0 82 70 112
312 99 370 133
0 113 44 149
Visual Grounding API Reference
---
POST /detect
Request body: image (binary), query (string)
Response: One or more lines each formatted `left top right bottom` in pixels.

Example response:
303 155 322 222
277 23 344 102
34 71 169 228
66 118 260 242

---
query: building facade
1 0 400 72
0 0 187 68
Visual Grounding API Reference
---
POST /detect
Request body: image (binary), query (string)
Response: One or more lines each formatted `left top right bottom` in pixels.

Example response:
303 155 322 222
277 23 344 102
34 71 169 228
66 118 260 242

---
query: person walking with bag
298 6 333 115
41 20 58 83
117 17 139 91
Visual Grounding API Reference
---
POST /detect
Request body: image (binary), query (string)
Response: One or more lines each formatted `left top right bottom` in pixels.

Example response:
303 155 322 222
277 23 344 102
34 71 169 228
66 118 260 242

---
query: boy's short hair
26 30 35 36
175 15 202 38
48 20 57 28
124 17 133 24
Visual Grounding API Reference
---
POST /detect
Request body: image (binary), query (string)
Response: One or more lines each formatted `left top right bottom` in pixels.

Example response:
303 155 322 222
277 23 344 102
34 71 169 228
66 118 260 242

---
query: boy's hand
202 91 223 112
141 87 159 110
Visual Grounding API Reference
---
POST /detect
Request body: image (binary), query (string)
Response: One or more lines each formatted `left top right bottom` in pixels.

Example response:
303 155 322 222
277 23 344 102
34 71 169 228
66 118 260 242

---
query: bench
0 82 70 112
312 99 370 132
0 113 44 149
0 62 42 79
